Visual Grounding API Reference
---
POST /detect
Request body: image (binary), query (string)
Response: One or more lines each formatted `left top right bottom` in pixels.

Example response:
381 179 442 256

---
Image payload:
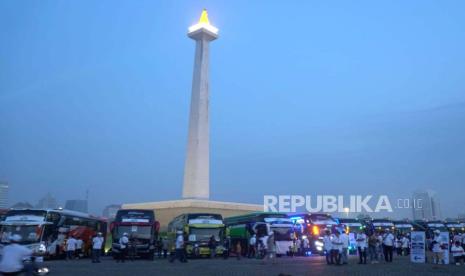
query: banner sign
410 231 426 263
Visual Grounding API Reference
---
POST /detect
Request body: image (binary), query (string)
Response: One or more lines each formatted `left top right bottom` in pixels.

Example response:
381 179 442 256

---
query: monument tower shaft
183 10 218 199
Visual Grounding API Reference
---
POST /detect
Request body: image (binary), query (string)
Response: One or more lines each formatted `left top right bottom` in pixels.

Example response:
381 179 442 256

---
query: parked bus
0 208 107 258
111 209 159 259
167 213 225 258
367 219 395 235
290 213 339 255
393 220 414 236
225 212 294 256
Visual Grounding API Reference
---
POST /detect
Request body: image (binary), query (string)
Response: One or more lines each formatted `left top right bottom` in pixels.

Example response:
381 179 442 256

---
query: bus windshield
114 225 152 240
310 214 337 225
1 224 42 244
189 227 221 242
272 226 293 241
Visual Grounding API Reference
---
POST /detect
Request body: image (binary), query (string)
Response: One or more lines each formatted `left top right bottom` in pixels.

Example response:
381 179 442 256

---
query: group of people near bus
322 228 411 265
63 232 104 263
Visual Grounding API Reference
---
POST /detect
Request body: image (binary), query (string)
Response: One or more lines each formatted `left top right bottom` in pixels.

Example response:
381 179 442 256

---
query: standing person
302 236 310 256
263 233 276 264
431 230 446 265
451 240 464 266
0 235 33 276
368 233 379 264
208 235 217 258
323 230 333 265
162 237 169 259
340 230 349 265
401 235 410 256
295 238 302 256
376 232 384 261
66 235 77 260
331 231 343 265
395 235 402 256
248 234 256 258
382 229 395 262
356 230 367 264
117 232 129 263
453 232 462 246
92 232 104 263
170 231 186 263
235 241 242 260
76 238 83 259
222 236 230 259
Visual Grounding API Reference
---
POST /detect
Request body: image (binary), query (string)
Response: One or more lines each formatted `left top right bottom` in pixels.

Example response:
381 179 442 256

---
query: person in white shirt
401 235 410 256
382 229 395 262
92 232 104 263
340 230 349 264
66 235 77 260
170 231 187 263
323 230 333 265
0 234 33 275
302 237 310 256
117 232 129 263
451 241 464 265
431 230 446 264
76 238 83 259
248 234 256 258
356 230 368 264
331 231 343 265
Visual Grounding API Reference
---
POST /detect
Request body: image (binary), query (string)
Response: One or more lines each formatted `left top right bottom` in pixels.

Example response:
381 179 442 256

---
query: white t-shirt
67 238 77 251
323 235 332 251
383 233 395 246
331 235 343 251
92 237 104 250
175 235 184 249
0 244 32 273
249 236 256 246
356 233 367 248
432 236 445 253
451 245 464 257
340 233 349 248
119 236 129 249
401 237 409 248
76 239 83 249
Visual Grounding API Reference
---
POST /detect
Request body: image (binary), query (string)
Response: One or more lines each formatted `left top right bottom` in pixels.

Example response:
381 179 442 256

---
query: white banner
410 231 426 263
440 232 450 265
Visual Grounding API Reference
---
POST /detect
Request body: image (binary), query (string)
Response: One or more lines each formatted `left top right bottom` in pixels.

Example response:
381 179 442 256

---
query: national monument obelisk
182 10 218 199
123 10 261 230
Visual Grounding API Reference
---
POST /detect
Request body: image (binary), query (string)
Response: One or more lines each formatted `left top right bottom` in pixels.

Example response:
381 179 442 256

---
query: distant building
102 204 121 220
36 193 59 209
0 182 8 209
412 190 442 220
10 202 34 209
65 199 88 213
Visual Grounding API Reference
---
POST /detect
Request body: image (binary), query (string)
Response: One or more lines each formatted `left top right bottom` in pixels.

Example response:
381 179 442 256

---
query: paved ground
45 255 465 276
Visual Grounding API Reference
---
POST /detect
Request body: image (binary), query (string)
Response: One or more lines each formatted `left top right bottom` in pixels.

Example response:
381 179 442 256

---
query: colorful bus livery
111 209 159 259
0 209 107 258
225 212 294 256
168 213 225 258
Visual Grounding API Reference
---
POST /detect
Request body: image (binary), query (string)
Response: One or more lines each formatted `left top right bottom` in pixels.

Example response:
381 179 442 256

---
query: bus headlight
314 241 323 247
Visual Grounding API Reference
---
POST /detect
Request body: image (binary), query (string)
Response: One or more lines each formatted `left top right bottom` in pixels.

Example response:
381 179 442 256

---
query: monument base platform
122 199 262 231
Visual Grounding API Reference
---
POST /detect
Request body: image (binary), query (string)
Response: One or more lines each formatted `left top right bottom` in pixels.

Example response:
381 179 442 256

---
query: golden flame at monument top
188 9 218 35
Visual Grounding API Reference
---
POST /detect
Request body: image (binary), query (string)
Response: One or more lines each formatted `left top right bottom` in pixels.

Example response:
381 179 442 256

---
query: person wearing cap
117 232 129 263
170 230 187 263
0 234 33 275
382 229 395 262
92 232 104 263
431 230 446 264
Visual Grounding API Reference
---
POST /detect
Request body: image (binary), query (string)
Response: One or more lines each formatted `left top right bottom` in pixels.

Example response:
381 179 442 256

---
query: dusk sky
1 0 464 218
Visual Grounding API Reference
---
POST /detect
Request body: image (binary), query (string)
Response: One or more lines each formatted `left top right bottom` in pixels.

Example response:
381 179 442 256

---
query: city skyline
1 1 465 217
